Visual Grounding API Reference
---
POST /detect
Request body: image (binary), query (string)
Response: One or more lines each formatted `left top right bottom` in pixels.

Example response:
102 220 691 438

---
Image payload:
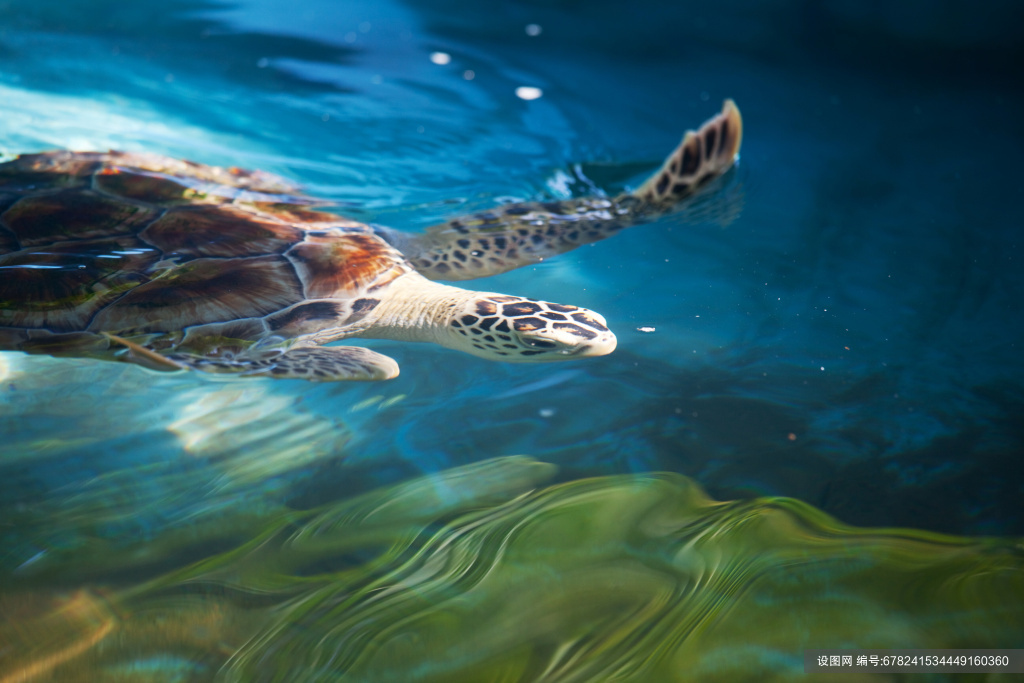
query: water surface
1 0 1022 680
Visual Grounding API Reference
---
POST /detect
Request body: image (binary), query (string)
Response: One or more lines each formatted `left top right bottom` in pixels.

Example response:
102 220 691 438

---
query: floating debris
515 86 543 101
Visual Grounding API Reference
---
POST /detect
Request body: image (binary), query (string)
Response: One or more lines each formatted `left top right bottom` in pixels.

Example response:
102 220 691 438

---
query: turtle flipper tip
634 98 742 205
178 346 400 381
251 346 400 381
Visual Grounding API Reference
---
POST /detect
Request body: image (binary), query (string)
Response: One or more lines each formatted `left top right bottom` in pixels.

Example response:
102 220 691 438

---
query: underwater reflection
2 456 1021 682
0 351 351 483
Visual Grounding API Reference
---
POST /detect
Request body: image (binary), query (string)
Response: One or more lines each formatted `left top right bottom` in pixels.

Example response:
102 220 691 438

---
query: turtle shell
0 151 409 352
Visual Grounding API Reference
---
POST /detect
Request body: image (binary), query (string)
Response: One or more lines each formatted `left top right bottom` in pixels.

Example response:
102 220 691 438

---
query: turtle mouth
522 331 616 358
578 333 617 357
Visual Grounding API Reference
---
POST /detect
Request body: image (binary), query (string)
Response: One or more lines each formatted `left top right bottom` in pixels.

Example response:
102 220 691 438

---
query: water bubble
430 52 451 65
256 58 269 69
463 70 475 81
636 326 656 333
515 86 543 101
539 408 556 418
525 24 542 36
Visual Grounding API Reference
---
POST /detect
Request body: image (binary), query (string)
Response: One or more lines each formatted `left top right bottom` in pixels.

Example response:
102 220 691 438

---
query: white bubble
515 86 543 100
539 408 556 418
430 52 451 65
463 70 475 80
636 326 656 333
256 57 269 68
525 24 542 36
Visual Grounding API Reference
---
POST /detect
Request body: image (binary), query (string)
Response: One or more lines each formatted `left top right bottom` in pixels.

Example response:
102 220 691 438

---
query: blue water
1 0 1023 678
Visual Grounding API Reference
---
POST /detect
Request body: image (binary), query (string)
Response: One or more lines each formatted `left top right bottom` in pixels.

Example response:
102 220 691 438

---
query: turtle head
445 294 617 362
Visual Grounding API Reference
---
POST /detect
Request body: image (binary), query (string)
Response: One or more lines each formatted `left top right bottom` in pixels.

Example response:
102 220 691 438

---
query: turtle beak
560 309 616 358
579 329 617 357
520 323 617 359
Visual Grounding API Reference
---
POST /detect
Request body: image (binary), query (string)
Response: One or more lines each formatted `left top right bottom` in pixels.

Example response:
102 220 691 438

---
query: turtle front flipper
377 99 742 281
176 345 400 381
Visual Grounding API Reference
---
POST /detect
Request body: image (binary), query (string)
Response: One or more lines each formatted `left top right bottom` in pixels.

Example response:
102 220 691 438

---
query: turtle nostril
526 339 557 349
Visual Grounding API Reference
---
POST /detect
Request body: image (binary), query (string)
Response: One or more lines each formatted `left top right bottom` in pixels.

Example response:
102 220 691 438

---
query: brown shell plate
0 151 411 338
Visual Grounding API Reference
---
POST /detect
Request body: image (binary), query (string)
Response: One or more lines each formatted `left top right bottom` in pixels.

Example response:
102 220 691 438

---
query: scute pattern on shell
286 231 410 299
0 237 158 332
140 205 305 258
3 189 160 246
87 255 305 334
0 151 408 343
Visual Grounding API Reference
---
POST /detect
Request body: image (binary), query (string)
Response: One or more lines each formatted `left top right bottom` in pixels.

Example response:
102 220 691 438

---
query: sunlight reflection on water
1 352 349 482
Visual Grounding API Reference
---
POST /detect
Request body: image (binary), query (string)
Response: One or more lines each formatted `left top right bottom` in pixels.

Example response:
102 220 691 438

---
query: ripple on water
2 456 1020 682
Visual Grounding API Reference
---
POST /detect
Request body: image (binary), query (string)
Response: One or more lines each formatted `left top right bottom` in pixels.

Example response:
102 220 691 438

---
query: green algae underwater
1 456 1021 683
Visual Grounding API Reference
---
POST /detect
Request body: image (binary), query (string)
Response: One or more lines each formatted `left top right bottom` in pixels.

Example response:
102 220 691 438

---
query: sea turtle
0 100 741 381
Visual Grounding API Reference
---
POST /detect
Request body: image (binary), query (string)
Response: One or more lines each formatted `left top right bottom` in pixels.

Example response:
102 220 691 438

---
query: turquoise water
1 1 1023 680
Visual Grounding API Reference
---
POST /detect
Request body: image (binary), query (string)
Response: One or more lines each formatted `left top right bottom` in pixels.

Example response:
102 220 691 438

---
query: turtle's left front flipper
176 346 400 381
379 99 742 281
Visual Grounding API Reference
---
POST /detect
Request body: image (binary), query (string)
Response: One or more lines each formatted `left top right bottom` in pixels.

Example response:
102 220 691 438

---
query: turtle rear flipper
176 345 400 381
378 99 742 281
